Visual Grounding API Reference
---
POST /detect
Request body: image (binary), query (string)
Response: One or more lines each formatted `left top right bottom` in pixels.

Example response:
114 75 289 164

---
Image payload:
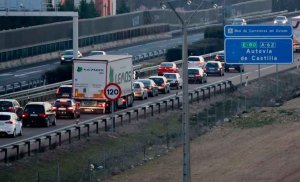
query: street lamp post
164 1 190 180
161 1 218 182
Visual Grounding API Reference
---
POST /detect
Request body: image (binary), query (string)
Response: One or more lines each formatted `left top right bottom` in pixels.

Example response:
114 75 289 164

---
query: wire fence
2 69 300 182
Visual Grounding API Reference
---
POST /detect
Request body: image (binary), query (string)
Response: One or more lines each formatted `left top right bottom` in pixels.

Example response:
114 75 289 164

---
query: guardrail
0 78 234 163
0 51 221 106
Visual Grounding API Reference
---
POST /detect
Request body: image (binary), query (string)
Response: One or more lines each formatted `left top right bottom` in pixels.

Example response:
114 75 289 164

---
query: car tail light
67 107 73 110
195 74 201 77
215 56 219 60
146 86 152 90
158 67 163 70
56 88 60 94
98 103 109 107
22 112 29 118
122 99 126 104
39 113 48 118
5 121 13 124
8 106 14 110
52 106 57 110
203 68 207 71
218 68 222 71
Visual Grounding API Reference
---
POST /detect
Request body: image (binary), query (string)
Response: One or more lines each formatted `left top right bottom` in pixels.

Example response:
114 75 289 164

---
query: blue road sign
224 25 293 37
225 38 293 64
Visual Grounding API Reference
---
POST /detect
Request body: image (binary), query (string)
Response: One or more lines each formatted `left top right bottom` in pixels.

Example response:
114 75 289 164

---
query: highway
0 33 203 86
0 58 298 146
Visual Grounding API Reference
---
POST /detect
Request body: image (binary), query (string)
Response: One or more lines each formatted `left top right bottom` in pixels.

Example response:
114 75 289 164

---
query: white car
274 16 288 24
232 18 247 25
0 112 22 137
163 73 182 90
89 50 106 56
188 56 206 68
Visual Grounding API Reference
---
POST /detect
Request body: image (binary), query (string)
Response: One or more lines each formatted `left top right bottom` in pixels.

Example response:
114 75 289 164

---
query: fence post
212 85 216 96
76 126 81 140
127 112 131 123
25 141 31 156
150 104 154 116
94 121 99 134
170 98 174 110
13 145 19 160
156 102 161 113
207 87 211 99
176 96 180 109
163 100 168 112
142 106 147 119
218 83 222 94
196 90 200 102
85 124 90 137
189 92 193 103
46 136 52 150
36 138 42 152
118 114 123 126
201 89 205 100
135 109 139 121
57 132 62 146
67 129 72 144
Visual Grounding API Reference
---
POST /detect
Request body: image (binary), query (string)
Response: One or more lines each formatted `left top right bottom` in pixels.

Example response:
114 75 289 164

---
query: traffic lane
0 61 297 146
0 71 243 146
0 62 61 86
0 33 204 85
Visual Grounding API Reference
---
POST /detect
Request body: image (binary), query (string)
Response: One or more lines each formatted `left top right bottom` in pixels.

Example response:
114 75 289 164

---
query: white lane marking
0 73 13 77
256 65 275 71
54 62 60 65
15 64 50 73
14 70 43 77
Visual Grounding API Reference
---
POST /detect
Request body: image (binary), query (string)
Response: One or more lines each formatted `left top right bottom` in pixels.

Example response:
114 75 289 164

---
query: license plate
188 75 194 77
209 68 215 70
229 68 235 70
62 94 69 97
30 114 38 116
58 108 66 110
84 109 93 112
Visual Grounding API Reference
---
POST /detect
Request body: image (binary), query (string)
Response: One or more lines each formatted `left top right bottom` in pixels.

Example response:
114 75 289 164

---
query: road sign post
104 83 122 132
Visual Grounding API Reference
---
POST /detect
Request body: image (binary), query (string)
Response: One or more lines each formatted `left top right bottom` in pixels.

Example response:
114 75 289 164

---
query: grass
0 113 182 182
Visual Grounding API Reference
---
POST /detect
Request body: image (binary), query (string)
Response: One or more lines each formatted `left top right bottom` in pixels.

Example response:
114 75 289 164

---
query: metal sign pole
258 64 261 108
111 101 115 132
276 64 279 98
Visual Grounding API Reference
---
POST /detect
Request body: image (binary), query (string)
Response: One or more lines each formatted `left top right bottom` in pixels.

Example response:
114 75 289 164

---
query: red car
157 62 179 76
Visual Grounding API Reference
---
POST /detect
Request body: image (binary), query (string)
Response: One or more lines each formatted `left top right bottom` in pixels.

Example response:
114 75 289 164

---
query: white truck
72 55 134 113
292 15 300 52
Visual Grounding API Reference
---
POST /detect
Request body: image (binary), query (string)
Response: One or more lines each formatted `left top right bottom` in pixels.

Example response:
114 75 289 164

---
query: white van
188 56 205 68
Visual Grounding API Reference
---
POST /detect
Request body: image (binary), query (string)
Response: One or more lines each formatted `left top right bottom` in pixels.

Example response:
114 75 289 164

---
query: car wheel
10 129 16 138
52 117 57 126
71 112 76 119
18 128 22 136
45 119 50 127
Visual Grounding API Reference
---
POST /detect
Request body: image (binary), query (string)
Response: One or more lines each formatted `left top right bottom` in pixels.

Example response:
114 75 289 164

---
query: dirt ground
105 97 300 182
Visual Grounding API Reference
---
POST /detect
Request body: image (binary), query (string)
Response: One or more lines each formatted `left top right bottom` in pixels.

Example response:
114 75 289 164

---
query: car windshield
150 78 164 85
188 69 199 74
138 80 151 86
0 115 11 121
164 74 176 79
24 105 45 114
206 63 219 68
90 51 104 56
54 101 72 107
233 20 243 24
188 57 200 62
0 101 13 111
58 87 72 94
134 83 141 88
160 63 173 67
276 16 286 20
63 51 73 55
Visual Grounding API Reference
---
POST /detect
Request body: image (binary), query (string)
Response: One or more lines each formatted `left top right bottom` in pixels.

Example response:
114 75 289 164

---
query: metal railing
0 78 234 163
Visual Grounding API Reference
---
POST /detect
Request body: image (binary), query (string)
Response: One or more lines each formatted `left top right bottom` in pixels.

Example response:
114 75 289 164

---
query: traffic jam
0 51 240 138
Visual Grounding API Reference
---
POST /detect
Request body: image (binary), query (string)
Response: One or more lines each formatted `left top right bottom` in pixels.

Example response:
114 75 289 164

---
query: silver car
163 73 182 90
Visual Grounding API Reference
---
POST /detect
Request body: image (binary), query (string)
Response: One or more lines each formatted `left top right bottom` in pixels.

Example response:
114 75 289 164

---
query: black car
56 85 72 98
0 99 23 118
225 64 245 72
53 99 80 119
188 68 207 84
22 102 56 127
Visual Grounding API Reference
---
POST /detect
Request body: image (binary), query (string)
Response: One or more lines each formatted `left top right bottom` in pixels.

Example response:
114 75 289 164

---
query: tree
117 0 130 14
78 0 99 19
59 0 76 11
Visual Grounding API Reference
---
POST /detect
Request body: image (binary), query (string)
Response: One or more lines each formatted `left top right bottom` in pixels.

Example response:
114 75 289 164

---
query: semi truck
72 55 134 113
292 15 300 52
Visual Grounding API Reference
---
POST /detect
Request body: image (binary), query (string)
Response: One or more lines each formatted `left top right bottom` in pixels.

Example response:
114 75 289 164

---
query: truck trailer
72 55 134 113
292 15 300 52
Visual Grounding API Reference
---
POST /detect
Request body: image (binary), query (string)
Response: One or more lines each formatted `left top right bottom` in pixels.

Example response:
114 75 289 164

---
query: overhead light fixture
187 0 192 5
